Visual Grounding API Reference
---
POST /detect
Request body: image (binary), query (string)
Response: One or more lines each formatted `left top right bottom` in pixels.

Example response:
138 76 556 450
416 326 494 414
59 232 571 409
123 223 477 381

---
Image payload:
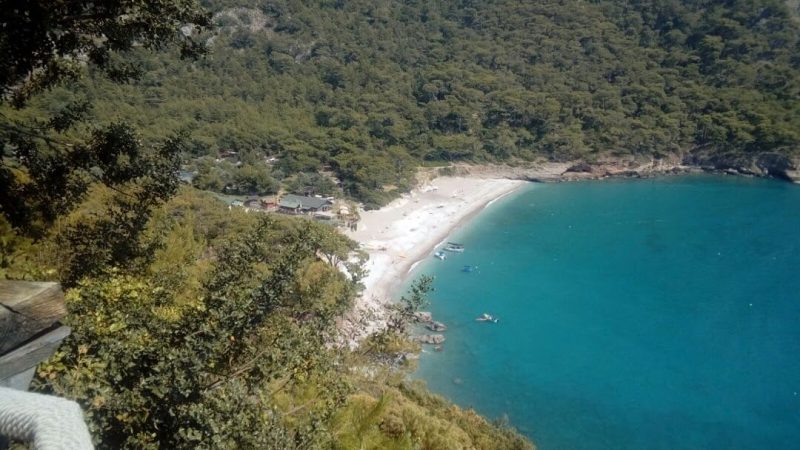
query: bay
410 175 800 449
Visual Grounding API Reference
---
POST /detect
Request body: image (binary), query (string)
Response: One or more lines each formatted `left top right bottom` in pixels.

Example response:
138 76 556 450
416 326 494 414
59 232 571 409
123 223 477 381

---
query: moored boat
444 242 465 252
475 313 499 323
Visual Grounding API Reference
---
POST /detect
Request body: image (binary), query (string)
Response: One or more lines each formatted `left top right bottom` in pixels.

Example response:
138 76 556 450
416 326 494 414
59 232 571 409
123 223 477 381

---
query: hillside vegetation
4 186 532 450
0 1 534 448
1 0 798 448
21 0 800 205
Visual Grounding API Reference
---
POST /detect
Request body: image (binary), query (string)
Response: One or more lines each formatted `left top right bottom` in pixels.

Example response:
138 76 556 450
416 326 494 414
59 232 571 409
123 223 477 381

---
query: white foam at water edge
407 259 423 274
485 189 515 209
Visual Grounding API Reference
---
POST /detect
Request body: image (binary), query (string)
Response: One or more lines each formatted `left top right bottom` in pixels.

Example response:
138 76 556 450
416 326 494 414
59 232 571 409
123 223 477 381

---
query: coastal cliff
452 152 800 184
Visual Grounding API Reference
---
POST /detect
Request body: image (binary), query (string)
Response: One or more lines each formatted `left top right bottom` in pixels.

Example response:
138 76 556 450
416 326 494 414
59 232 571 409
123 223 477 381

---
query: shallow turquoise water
410 176 800 449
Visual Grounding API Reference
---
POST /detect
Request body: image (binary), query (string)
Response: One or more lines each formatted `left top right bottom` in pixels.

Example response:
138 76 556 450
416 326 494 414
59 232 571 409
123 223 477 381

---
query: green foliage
285 172 339 196
0 215 45 280
7 1 798 448
0 0 209 106
393 275 434 334
228 163 280 195
189 158 281 195
330 383 533 450
13 0 793 207
0 0 207 250
36 196 361 449
15 188 531 449
361 276 433 358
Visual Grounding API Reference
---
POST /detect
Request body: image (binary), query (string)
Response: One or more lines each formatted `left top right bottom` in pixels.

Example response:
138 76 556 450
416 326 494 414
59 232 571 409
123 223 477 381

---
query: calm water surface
410 176 800 449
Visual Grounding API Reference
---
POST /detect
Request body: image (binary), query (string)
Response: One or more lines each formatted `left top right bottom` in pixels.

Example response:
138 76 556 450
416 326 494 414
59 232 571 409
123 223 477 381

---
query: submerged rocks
683 151 800 183
426 321 447 332
403 352 420 361
413 311 433 323
755 153 800 182
413 312 447 347
416 334 446 345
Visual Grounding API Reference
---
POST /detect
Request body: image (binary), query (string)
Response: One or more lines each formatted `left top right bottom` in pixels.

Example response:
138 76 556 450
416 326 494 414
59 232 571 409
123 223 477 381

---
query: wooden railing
0 281 70 391
0 281 94 450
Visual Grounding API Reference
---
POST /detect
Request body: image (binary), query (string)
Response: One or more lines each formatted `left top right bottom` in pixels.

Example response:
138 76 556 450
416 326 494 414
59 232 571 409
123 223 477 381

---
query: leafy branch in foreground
1 0 210 279
37 214 360 449
0 0 210 106
360 275 433 358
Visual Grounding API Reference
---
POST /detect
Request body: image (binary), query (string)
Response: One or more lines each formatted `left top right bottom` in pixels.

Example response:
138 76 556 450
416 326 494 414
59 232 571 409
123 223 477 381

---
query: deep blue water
410 176 800 450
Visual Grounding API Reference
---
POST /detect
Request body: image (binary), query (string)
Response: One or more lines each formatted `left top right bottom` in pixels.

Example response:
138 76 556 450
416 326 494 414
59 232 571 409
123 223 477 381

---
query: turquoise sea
409 176 800 449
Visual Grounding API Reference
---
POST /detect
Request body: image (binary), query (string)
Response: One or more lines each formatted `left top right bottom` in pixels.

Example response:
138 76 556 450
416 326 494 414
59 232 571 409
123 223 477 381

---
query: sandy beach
341 176 525 341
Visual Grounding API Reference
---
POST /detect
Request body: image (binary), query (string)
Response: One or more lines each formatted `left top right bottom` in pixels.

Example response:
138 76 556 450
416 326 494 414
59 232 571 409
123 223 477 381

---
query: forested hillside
19 0 800 205
8 187 530 449
1 0 798 448
0 2 534 448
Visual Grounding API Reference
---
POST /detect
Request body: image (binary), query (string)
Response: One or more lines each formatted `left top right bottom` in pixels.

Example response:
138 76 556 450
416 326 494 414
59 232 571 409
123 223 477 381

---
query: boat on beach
444 242 465 252
475 313 499 323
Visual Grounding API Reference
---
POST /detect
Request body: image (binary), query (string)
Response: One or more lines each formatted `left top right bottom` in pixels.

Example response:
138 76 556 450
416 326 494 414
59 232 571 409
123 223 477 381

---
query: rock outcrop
416 334 446 345
451 151 800 184
683 151 800 183
426 321 447 332
413 311 433 323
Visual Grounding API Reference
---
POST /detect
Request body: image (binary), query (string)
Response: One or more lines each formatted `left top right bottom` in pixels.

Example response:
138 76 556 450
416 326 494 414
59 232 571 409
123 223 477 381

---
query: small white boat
433 251 447 260
475 313 499 323
444 242 465 252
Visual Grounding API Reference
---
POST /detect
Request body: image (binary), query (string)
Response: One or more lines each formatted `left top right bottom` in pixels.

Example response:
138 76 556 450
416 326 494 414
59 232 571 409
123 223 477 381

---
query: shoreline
338 159 798 345
341 176 525 342
447 156 800 184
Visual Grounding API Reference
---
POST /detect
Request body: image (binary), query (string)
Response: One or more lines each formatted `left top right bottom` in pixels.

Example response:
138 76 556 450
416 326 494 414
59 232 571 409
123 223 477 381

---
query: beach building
260 196 278 211
278 194 332 215
177 170 195 184
337 204 359 231
243 197 263 210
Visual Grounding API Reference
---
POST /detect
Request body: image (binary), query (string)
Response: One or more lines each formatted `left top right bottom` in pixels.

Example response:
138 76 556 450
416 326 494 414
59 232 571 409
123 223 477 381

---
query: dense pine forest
1 0 798 448
14 0 800 206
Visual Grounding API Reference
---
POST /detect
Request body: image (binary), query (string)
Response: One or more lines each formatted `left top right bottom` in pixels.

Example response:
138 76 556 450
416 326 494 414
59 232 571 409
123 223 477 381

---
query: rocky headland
450 152 800 184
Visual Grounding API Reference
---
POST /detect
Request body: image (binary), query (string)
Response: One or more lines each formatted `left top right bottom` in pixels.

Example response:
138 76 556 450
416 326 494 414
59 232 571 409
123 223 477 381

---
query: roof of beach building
177 170 195 183
279 194 331 210
279 198 301 209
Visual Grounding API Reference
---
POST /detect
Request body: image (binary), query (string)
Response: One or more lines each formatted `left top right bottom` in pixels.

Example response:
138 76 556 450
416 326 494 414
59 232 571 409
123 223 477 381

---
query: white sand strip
341 176 525 341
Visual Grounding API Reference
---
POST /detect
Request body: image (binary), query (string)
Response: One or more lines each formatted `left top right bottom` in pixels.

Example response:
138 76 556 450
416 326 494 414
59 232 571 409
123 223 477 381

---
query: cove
409 175 800 449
